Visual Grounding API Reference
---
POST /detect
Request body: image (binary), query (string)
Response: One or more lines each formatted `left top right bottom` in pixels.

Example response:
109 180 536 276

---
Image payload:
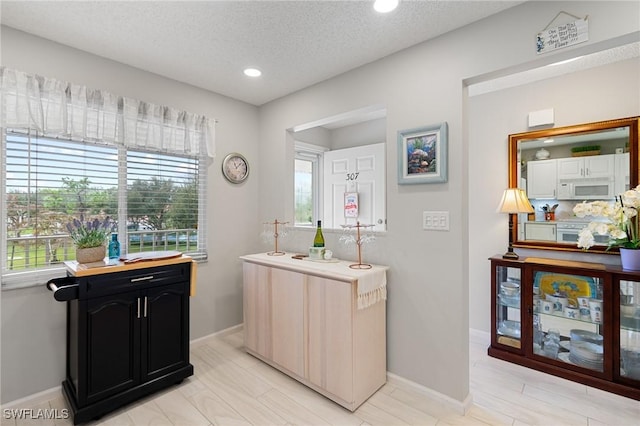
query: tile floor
2 328 639 425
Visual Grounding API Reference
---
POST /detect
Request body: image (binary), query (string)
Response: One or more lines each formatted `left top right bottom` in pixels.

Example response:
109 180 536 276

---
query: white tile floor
3 328 639 425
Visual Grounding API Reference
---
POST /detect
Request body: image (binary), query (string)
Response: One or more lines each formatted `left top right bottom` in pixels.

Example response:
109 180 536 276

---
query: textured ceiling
1 1 524 106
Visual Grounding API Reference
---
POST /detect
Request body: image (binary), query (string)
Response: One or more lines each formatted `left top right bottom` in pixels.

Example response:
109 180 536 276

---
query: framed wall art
397 122 448 184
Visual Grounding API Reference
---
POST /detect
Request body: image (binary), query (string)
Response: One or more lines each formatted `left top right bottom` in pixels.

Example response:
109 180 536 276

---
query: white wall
330 118 386 150
1 0 638 407
257 1 640 404
469 58 640 333
0 27 261 403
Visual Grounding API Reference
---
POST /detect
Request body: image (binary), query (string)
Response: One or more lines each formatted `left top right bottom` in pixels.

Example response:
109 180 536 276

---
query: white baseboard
2 386 62 410
386 372 473 415
190 323 243 345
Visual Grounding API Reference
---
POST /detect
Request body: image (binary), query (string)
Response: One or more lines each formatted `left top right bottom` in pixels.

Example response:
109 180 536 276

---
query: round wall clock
222 152 250 183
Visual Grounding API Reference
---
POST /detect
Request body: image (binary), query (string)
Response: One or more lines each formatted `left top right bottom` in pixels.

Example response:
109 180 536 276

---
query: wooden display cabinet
489 255 640 400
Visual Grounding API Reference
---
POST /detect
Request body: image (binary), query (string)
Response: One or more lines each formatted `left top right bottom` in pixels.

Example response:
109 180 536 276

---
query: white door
323 143 385 231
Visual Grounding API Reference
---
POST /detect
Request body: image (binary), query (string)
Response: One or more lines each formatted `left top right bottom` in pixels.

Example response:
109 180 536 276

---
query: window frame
294 142 326 227
1 128 208 290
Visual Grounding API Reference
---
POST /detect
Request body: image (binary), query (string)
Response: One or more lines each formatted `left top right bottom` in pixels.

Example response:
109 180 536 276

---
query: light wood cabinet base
246 347 385 411
241 254 388 411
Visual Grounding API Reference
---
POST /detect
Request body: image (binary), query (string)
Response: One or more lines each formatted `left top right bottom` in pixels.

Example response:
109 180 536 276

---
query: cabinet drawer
79 264 190 298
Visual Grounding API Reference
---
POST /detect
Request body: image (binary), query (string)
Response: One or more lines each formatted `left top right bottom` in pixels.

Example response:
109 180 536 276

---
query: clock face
222 153 249 183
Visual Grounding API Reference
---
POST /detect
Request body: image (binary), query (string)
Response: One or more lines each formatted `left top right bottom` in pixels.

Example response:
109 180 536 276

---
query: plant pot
620 248 640 271
76 245 106 264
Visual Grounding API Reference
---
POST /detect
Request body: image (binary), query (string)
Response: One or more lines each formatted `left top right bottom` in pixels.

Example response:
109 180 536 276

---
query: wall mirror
509 116 640 253
289 105 387 232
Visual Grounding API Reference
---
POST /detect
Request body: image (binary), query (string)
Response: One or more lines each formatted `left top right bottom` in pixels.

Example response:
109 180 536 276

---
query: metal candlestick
264 219 288 256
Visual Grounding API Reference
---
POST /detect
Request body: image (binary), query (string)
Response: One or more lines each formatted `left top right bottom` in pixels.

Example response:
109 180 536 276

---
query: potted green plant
66 215 114 263
570 145 601 157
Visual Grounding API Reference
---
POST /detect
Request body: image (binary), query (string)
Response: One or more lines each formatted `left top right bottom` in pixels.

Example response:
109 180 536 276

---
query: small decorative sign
537 17 588 54
344 192 359 218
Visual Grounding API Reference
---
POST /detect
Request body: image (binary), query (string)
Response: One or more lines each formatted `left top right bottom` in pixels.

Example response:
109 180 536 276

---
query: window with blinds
1 130 207 289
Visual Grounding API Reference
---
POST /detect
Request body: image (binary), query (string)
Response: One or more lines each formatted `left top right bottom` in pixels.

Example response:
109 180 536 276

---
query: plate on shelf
558 352 573 364
569 353 603 371
498 320 521 339
533 271 597 306
499 294 520 308
559 340 571 351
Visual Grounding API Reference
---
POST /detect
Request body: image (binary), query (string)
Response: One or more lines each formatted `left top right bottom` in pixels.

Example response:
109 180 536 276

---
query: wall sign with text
537 17 588 54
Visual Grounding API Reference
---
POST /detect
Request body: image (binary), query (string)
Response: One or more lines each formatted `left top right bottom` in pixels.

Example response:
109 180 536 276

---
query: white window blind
1 130 207 289
126 149 206 258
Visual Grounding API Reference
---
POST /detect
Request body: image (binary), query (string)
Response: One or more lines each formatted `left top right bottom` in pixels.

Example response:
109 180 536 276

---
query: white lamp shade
497 188 534 214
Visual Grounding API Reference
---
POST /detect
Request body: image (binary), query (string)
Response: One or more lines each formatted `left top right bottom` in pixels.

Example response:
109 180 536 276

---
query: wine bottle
108 233 121 259
313 220 325 247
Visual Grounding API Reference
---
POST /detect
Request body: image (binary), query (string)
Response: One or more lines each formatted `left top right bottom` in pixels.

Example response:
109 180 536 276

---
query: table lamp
497 188 534 259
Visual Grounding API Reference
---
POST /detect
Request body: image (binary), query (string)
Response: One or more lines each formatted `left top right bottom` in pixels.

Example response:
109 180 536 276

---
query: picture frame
397 122 448 184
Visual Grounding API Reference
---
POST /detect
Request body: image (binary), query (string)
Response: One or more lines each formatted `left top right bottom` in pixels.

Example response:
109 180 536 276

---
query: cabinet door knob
137 298 141 319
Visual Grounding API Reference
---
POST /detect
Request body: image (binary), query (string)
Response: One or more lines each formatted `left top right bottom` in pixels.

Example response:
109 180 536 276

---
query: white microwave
557 179 615 200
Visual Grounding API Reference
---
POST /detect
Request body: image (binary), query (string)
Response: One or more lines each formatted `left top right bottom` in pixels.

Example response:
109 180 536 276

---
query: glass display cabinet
618 279 640 383
493 261 523 350
489 256 640 401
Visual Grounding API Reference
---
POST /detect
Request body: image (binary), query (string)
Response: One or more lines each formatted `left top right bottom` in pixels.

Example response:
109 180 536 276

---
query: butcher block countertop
64 252 192 277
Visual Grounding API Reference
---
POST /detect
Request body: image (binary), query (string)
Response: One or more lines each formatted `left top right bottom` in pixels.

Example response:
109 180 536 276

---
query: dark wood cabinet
49 258 194 424
489 256 640 400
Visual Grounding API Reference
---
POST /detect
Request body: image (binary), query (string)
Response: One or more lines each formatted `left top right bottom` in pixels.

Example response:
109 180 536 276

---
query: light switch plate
423 211 449 231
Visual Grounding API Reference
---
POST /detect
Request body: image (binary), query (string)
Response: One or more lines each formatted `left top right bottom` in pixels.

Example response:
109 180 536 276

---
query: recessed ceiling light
374 0 398 13
244 68 262 77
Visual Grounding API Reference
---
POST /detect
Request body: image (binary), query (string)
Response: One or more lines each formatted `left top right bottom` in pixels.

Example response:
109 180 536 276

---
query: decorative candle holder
262 219 288 256
340 221 375 269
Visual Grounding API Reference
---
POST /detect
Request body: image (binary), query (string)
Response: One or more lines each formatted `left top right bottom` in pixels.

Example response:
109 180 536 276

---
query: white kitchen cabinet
615 152 630 194
241 253 387 411
557 154 615 180
524 222 556 241
527 159 557 199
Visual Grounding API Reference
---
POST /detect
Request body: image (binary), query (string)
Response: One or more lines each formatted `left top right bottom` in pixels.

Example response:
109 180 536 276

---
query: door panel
243 262 272 357
143 282 189 381
307 275 353 401
85 292 139 404
271 268 305 377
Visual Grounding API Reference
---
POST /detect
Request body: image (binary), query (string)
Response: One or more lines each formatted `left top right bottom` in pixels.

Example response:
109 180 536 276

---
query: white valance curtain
0 67 216 157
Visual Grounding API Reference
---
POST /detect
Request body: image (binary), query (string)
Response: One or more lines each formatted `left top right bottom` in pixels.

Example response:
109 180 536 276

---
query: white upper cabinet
557 154 615 180
615 152 631 194
527 159 557 199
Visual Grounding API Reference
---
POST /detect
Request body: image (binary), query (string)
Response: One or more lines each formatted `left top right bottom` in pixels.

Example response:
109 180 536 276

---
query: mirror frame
509 116 640 253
